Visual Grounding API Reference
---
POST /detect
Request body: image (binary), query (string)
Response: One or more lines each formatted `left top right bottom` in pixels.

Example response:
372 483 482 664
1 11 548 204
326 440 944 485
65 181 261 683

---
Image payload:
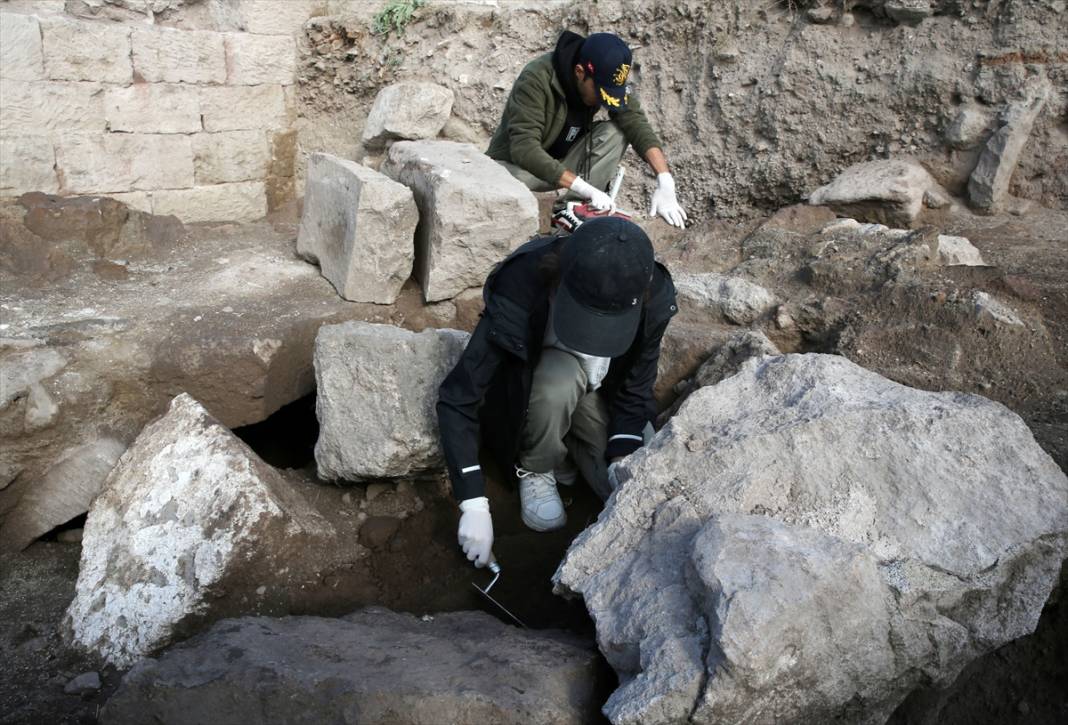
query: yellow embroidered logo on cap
600 86 621 107
612 63 631 85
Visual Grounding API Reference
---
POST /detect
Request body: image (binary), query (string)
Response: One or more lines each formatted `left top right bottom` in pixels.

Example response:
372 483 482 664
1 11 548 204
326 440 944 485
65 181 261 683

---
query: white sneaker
516 466 566 532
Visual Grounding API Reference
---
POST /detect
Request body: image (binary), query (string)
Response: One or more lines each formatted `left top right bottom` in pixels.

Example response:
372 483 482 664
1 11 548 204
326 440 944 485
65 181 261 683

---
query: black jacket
436 234 678 502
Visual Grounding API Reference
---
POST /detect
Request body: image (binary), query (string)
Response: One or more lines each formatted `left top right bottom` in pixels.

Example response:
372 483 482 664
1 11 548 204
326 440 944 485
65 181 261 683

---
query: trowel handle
488 557 500 574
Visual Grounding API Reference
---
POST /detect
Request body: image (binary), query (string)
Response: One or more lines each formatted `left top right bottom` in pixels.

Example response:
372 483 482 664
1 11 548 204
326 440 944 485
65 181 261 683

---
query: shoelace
515 466 557 498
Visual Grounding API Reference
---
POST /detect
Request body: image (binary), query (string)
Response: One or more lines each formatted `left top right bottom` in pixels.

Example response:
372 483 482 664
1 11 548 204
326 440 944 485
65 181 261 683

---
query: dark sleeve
612 90 663 159
507 71 567 185
605 314 671 461
437 316 506 502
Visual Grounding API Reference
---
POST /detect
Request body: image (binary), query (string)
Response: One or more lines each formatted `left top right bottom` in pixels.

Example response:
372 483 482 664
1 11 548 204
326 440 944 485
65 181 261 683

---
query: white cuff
459 496 490 513
570 175 595 199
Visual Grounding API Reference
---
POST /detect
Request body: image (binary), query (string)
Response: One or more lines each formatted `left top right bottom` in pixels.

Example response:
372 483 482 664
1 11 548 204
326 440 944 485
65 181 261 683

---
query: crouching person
436 216 677 567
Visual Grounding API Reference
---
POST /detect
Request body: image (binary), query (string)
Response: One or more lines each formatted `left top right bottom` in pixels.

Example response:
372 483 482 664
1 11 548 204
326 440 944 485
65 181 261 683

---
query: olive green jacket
486 52 663 186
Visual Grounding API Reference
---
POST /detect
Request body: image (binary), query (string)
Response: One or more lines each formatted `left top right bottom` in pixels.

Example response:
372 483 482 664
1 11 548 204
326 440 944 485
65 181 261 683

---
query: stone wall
0 0 327 222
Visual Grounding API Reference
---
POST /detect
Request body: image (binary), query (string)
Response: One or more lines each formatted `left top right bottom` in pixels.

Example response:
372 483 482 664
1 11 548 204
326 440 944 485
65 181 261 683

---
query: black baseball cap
554 216 654 358
578 33 633 110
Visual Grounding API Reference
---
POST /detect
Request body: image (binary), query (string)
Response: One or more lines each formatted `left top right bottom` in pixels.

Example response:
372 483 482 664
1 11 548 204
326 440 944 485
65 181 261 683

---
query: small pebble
64 671 101 695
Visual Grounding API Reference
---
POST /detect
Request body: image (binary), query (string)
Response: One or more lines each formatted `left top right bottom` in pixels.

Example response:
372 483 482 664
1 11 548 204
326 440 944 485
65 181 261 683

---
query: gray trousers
497 120 629 199
518 348 612 499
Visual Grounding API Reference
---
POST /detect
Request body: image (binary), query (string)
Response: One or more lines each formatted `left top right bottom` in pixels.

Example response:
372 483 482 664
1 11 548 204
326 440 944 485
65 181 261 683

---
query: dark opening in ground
233 392 318 469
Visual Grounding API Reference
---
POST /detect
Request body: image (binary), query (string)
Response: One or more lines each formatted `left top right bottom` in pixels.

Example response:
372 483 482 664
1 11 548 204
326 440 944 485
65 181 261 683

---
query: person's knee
529 373 581 411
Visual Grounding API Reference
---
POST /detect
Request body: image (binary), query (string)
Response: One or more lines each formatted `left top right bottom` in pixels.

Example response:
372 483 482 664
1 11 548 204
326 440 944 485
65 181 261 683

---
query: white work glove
649 172 687 228
458 496 493 568
570 175 614 212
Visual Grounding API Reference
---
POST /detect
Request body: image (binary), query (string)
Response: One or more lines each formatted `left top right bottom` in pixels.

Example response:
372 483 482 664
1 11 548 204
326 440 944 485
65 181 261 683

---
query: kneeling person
437 217 677 567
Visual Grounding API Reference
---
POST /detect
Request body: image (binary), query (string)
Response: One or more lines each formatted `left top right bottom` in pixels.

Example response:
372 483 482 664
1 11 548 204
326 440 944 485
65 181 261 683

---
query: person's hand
458 496 493 567
570 175 614 212
649 172 687 228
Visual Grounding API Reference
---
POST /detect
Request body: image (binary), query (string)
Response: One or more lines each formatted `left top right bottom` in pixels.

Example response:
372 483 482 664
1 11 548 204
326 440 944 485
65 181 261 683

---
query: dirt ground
1 203 1065 724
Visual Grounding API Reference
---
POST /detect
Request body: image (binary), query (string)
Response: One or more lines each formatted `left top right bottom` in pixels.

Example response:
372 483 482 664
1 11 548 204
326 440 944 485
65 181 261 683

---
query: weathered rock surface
555 354 1068 724
673 272 776 325
297 152 418 304
809 159 950 228
101 607 600 725
314 322 469 481
0 438 125 552
66 394 333 668
381 140 538 302
361 81 455 148
0 213 402 551
968 79 1052 213
936 234 986 266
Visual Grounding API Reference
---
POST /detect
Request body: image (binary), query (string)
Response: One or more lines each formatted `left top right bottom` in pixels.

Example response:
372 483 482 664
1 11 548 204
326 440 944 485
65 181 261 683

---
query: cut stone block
104 84 202 135
131 26 226 84
0 135 58 194
199 84 288 132
225 33 296 85
809 159 948 228
237 0 322 35
151 182 266 223
381 140 539 302
102 608 600 725
55 133 194 194
193 131 270 185
314 322 470 481
362 82 455 148
296 152 418 304
0 12 44 81
40 16 131 84
1 80 107 134
968 79 1051 213
64 394 334 667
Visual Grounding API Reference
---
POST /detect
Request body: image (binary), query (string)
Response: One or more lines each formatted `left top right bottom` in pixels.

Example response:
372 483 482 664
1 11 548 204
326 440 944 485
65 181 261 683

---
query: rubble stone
102 608 600 725
65 394 334 667
40 16 131 84
937 235 986 266
381 140 539 302
131 26 226 85
362 82 455 148
296 153 418 304
968 80 1051 213
973 291 1024 329
314 322 469 481
104 84 202 135
672 272 776 325
885 0 933 26
945 107 990 150
0 12 44 81
809 159 949 228
556 354 1068 724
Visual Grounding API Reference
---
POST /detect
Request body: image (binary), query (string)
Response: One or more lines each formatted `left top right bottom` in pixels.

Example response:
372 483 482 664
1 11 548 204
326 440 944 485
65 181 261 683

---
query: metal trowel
472 557 527 628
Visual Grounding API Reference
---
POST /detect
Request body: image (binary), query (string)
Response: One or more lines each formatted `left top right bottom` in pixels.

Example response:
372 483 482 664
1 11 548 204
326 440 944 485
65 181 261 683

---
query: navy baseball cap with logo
554 216 654 358
578 32 633 111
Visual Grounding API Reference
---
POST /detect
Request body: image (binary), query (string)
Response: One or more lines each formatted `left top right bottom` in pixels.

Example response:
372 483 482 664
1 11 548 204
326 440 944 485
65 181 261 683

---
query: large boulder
65 394 334 667
361 81 455 148
101 608 600 725
555 354 1068 724
314 322 469 481
672 272 776 325
297 152 418 304
808 159 950 228
381 140 539 302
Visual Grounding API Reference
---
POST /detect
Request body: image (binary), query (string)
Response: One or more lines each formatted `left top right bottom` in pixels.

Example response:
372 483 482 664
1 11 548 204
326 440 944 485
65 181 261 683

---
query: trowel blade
471 582 528 628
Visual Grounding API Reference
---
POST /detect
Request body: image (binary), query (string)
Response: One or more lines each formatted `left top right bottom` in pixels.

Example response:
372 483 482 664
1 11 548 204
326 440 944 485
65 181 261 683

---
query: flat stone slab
809 159 949 228
101 608 601 725
297 152 418 304
381 140 539 302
